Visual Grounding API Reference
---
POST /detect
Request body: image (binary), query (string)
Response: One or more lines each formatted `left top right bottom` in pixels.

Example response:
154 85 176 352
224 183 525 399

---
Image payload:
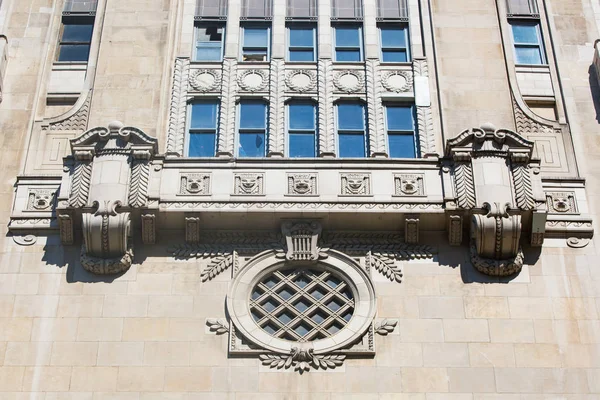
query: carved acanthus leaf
128 160 150 208
69 161 92 208
512 163 534 210
454 162 476 209
417 107 435 155
201 254 235 282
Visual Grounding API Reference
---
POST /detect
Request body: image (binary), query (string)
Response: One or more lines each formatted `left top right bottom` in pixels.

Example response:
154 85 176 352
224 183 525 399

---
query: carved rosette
58 121 158 274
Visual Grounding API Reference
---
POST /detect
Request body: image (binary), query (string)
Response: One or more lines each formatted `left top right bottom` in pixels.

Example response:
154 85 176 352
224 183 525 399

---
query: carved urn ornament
56 121 158 274
445 123 546 276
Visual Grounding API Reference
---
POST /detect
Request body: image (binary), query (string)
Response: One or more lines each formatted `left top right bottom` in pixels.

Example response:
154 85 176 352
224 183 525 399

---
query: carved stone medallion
394 174 425 196
237 69 269 92
381 71 413 93
341 173 371 195
189 69 222 92
179 173 211 196
234 173 264 195
287 173 317 195
27 189 56 211
285 70 317 93
333 71 365 93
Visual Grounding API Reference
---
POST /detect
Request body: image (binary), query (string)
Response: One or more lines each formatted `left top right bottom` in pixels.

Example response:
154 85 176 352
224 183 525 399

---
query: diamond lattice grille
250 267 355 342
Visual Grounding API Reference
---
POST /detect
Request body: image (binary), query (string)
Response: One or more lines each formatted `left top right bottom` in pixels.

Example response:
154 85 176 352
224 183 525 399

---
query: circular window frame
227 249 376 355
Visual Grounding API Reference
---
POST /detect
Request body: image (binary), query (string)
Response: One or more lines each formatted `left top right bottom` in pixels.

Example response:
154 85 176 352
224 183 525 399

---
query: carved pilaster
166 57 190 157
366 60 386 156
268 58 285 157
185 216 201 243
141 213 156 245
218 58 237 157
404 215 420 244
318 59 335 157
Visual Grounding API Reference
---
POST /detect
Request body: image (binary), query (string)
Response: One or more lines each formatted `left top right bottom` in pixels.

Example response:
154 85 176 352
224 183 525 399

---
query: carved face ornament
240 178 258 193
347 178 365 194
402 179 418 195
553 196 571 212
186 178 204 194
294 178 311 194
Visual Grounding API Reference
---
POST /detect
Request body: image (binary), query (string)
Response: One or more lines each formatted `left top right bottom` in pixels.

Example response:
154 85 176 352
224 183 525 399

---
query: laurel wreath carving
333 70 365 93
285 69 317 92
375 319 398 336
368 252 404 282
189 69 222 92
260 348 345 373
206 318 229 335
237 69 269 92
381 70 413 93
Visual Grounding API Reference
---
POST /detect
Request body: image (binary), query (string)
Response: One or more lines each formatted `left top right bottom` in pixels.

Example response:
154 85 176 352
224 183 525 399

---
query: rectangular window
377 0 408 19
287 102 316 157
331 0 363 19
194 23 225 61
510 21 546 65
57 17 94 62
385 104 417 158
241 0 273 18
334 26 363 62
380 25 410 62
241 25 271 61
287 0 317 18
188 101 219 157
195 0 228 17
337 103 366 158
238 101 267 157
288 25 316 62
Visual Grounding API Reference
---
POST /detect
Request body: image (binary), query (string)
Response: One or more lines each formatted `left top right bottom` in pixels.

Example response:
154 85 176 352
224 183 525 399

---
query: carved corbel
281 220 324 261
64 121 158 274
404 215 419 244
448 214 463 246
81 200 133 275
471 202 523 276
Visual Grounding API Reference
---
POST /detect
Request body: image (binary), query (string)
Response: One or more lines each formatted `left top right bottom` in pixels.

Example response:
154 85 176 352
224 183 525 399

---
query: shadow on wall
588 64 600 124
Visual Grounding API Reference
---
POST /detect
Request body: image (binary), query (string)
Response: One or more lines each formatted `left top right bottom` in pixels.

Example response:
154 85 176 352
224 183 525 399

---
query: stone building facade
2 0 600 397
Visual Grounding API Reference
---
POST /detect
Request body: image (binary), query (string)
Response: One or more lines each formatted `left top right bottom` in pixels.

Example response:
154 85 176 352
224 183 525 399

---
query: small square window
288 25 316 62
380 25 410 63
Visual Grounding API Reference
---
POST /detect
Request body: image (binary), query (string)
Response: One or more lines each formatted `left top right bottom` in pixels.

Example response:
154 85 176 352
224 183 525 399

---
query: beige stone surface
0 0 600 397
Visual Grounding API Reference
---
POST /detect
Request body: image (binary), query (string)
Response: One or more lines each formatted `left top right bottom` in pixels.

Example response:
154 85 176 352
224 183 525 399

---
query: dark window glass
57 19 94 62
188 102 219 157
239 101 267 157
380 26 409 62
242 26 270 61
288 102 316 157
195 24 224 61
288 25 316 62
334 26 362 62
385 104 417 158
510 22 545 65
337 103 366 158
